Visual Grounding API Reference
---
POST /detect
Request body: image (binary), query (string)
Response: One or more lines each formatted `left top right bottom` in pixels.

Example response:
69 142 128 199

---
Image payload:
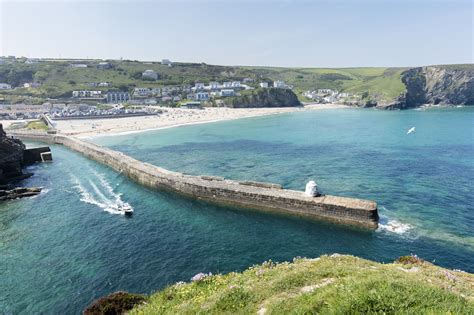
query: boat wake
70 170 132 215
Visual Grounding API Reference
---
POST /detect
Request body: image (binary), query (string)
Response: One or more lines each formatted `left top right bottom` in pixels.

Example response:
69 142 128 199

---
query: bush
395 255 426 265
83 291 146 315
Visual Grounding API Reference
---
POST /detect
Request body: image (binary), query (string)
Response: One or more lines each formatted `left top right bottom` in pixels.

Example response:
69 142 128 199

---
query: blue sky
0 0 472 67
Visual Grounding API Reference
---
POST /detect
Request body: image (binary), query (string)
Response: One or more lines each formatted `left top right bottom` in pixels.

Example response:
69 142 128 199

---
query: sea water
1 107 473 313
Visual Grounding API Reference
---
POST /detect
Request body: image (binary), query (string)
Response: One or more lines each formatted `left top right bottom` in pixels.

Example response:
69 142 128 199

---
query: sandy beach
2 104 348 138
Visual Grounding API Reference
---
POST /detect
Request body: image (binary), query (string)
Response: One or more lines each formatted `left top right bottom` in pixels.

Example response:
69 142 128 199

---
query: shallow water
1 107 473 313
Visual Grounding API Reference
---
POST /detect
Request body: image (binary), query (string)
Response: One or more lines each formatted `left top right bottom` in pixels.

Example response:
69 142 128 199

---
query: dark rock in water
0 124 27 184
83 291 146 315
0 124 53 185
0 186 42 201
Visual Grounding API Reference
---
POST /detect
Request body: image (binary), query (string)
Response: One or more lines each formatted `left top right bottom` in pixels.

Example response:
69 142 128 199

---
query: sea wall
10 132 379 229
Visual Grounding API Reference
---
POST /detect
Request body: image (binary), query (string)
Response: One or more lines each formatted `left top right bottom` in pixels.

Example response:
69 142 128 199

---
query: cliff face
383 66 474 109
221 88 301 108
0 124 26 184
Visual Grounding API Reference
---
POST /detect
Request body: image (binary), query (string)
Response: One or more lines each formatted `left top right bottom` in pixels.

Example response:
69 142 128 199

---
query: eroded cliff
379 65 474 109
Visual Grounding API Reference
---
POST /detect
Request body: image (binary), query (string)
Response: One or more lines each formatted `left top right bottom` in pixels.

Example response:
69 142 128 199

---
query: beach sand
1 104 348 138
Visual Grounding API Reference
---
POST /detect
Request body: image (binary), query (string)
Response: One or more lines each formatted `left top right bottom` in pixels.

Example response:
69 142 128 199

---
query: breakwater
9 132 379 229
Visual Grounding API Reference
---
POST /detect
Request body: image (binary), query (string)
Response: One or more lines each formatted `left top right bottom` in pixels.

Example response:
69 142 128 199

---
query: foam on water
378 219 413 235
377 207 414 235
70 171 132 215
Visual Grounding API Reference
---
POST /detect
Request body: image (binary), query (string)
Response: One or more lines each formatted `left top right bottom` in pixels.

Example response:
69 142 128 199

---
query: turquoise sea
1 107 473 313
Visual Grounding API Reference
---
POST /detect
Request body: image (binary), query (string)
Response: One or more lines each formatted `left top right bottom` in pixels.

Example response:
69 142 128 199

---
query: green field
0 59 409 104
1 59 471 105
110 255 473 314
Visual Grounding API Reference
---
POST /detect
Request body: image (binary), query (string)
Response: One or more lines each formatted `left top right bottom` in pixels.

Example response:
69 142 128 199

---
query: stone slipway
10 132 379 229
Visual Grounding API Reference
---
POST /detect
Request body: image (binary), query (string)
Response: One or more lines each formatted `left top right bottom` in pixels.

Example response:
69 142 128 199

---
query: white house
98 82 111 87
97 62 112 69
223 82 232 88
194 83 205 90
142 69 158 80
259 82 269 88
69 63 88 68
133 88 152 97
220 89 235 97
231 81 241 88
273 80 286 88
72 90 102 98
107 91 130 104
23 82 41 88
25 58 39 64
208 82 220 90
0 83 12 90
161 59 172 66
151 87 161 95
195 92 209 101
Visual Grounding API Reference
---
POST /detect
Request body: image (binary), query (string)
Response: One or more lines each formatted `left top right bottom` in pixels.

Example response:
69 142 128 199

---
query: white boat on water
113 202 133 216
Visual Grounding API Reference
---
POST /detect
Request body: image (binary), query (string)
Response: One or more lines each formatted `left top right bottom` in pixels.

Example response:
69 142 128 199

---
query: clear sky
0 0 472 67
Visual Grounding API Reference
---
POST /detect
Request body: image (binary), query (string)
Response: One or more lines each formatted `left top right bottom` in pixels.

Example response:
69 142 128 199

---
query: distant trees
0 68 34 87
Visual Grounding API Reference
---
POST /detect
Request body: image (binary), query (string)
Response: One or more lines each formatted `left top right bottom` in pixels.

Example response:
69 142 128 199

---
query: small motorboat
117 203 133 216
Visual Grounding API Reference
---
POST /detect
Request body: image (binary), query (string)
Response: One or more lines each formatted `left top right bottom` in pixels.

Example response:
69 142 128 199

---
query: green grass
128 255 473 314
1 60 472 105
26 120 48 131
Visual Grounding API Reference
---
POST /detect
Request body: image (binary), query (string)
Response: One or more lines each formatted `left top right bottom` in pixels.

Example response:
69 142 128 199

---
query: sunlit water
1 107 473 313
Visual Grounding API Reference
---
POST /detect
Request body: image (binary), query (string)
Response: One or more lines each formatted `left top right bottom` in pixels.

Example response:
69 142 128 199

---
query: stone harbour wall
10 132 379 229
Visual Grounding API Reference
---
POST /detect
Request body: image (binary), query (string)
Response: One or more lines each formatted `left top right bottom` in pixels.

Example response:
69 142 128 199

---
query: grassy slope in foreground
129 255 473 314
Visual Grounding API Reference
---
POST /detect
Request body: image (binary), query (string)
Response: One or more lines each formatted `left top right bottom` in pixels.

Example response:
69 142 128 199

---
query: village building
181 101 202 109
161 59 172 66
194 92 209 101
220 89 235 97
72 90 102 98
273 80 286 88
133 87 152 98
69 63 88 68
0 83 12 90
97 62 112 69
106 91 130 104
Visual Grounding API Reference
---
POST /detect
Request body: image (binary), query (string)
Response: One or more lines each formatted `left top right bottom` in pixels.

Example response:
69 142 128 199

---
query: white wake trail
70 172 132 215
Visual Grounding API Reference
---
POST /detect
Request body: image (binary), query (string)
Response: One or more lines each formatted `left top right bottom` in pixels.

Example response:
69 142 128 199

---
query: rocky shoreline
376 65 474 110
0 123 50 201
0 186 42 201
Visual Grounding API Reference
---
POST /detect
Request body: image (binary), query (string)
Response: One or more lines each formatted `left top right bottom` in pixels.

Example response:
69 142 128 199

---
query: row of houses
0 102 159 120
303 89 351 103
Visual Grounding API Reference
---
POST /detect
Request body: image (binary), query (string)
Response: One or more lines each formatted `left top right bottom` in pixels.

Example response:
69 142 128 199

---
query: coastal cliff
0 124 27 184
218 88 301 108
87 255 474 314
379 65 474 109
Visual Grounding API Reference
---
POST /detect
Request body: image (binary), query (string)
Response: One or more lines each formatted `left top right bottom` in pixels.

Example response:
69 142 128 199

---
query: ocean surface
1 107 473 313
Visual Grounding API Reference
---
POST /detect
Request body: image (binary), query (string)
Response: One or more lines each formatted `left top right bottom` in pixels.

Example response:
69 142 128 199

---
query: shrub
395 255 426 265
83 291 146 315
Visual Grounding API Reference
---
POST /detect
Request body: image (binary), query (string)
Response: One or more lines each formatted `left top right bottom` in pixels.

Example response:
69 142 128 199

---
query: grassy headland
120 255 473 314
0 59 407 103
